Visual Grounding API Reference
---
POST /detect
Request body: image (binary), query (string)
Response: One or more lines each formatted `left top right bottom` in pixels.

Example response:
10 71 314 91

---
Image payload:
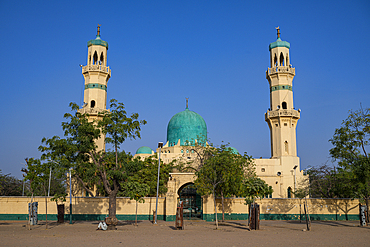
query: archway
287 187 292 198
178 183 202 220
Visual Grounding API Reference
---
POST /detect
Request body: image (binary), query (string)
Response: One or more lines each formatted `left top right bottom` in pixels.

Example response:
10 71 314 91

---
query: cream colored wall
0 197 360 220
0 197 165 216
255 157 305 198
88 45 107 66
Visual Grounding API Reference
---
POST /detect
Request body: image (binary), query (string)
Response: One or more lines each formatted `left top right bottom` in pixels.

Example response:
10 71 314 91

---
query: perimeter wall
0 196 360 222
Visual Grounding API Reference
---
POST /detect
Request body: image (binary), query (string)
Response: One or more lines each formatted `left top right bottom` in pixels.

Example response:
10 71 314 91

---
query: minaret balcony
82 65 111 76
78 107 108 115
265 109 300 121
267 66 295 76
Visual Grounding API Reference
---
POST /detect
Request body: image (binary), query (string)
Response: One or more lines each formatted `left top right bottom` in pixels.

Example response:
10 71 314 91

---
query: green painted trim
260 214 359 221
269 38 290 51
0 214 30 221
270 85 292 92
0 213 359 221
166 215 176 221
85 83 107 91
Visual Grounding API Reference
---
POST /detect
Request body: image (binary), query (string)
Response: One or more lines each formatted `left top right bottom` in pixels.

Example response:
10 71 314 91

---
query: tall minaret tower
265 28 300 159
80 25 111 151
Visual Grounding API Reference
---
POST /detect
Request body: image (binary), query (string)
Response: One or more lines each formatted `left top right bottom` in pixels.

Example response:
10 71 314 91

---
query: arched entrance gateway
178 183 202 220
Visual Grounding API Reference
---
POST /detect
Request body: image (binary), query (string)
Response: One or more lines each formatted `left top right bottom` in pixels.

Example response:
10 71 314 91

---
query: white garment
98 221 108 230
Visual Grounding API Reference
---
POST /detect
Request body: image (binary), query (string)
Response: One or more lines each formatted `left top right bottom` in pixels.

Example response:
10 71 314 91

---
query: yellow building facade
64 27 306 221
135 28 306 206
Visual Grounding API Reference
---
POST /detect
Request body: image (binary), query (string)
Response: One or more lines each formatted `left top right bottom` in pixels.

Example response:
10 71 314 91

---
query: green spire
269 27 290 51
87 24 108 49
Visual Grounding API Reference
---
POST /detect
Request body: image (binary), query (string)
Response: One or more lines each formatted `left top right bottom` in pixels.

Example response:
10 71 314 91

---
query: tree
329 107 370 223
194 144 255 229
306 163 354 199
123 180 150 227
122 156 174 197
217 147 254 222
242 176 272 229
242 176 273 205
37 99 146 229
0 169 23 196
23 158 53 229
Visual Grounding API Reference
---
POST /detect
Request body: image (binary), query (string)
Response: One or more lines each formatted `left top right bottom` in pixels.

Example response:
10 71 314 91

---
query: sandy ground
0 220 369 247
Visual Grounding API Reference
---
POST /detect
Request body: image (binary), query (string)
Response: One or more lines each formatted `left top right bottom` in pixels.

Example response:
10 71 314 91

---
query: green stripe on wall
270 85 292 92
0 213 359 222
84 83 107 91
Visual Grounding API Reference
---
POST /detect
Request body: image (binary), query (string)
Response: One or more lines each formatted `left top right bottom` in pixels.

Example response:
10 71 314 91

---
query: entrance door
178 183 202 220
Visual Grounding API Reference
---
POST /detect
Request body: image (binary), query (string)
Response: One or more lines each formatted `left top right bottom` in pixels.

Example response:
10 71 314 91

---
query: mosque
80 26 305 220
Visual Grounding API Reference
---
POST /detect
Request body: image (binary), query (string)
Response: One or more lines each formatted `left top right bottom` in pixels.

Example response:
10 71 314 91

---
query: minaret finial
97 24 101 36
186 97 189 109
276 26 280 39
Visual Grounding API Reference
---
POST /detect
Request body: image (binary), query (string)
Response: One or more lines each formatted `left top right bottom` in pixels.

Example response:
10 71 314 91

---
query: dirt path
1 220 369 246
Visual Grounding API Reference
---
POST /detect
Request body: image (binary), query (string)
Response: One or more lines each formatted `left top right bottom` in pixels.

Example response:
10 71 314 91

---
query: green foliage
28 99 146 219
123 180 150 203
306 164 354 198
100 99 147 154
243 176 273 205
194 143 255 228
194 144 255 197
120 156 174 197
0 169 24 196
329 107 370 203
50 193 67 204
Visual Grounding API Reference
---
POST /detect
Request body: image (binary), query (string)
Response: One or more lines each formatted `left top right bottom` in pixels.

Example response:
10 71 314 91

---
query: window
282 102 287 109
261 168 265 172
93 51 98 65
280 52 284 66
100 52 104 65
90 100 96 108
287 187 292 198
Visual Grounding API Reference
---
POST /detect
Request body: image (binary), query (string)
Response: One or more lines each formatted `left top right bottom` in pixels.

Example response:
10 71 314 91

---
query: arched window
274 54 278 67
286 54 289 66
282 101 287 109
287 187 292 198
90 100 95 108
280 52 285 66
93 51 98 65
284 141 289 154
100 52 104 65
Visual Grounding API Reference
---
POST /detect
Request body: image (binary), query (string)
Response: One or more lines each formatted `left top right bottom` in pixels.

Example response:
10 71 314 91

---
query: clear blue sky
1 0 369 179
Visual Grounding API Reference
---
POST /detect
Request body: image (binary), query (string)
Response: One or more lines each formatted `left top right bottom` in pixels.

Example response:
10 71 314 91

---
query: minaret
265 27 300 158
79 25 111 151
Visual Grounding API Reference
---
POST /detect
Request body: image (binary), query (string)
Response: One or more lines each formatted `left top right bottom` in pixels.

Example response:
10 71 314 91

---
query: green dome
167 107 207 147
228 147 239 155
269 38 290 51
136 146 153 154
87 35 108 49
